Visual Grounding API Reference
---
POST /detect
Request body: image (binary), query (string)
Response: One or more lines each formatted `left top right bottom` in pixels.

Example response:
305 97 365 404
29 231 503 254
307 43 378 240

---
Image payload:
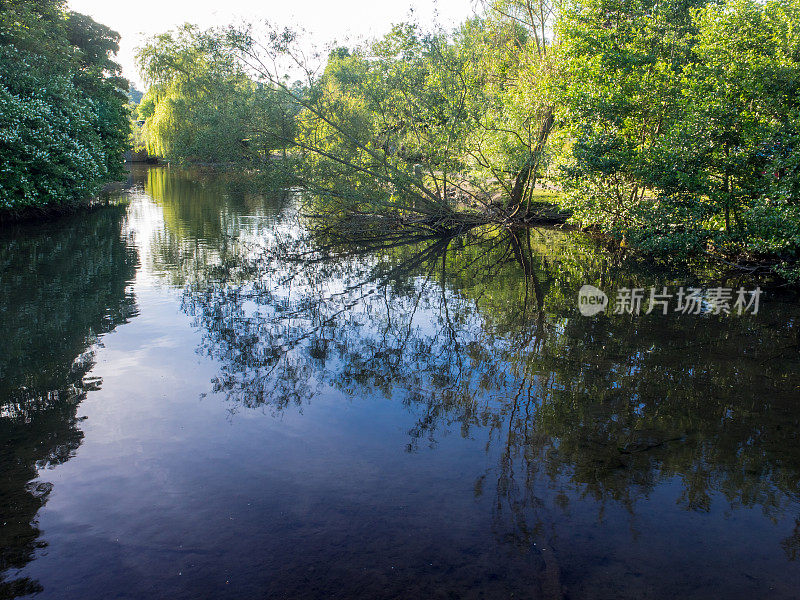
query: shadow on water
0 207 138 599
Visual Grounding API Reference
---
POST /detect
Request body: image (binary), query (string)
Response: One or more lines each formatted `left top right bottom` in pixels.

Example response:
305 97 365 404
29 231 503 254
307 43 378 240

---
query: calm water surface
2 166 800 599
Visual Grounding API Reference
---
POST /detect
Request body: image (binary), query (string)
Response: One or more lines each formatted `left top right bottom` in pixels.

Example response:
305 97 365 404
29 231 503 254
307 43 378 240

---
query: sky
67 0 478 89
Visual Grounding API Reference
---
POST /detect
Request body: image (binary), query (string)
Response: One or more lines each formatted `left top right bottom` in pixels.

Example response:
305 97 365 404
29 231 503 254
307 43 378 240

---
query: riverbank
0 180 133 225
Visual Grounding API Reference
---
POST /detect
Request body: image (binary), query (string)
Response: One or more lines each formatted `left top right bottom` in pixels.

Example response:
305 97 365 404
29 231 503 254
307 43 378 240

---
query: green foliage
226 12 559 223
0 0 130 213
0 51 107 209
555 0 800 277
293 24 475 217
467 1 558 206
555 0 702 233
133 0 800 278
136 25 298 165
671 0 800 263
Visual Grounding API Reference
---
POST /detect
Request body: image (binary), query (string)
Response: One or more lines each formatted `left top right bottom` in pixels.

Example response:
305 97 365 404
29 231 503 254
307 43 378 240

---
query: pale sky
67 0 478 89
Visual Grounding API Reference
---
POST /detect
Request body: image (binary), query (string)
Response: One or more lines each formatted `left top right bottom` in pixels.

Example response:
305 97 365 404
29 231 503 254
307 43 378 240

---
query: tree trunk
510 107 555 207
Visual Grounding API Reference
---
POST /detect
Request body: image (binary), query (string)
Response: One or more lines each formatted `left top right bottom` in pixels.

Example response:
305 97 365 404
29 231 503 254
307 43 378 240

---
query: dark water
2 166 800 600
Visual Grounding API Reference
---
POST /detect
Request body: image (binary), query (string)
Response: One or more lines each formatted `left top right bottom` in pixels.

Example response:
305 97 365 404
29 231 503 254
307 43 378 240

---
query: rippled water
2 166 800 599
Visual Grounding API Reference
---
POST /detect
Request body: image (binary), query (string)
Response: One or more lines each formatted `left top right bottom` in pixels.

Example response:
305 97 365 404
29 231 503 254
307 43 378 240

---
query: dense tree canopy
0 0 130 214
555 0 800 277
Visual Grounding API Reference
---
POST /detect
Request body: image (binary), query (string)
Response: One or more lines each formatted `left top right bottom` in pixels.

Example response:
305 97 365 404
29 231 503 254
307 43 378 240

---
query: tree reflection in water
180 218 800 563
0 207 138 599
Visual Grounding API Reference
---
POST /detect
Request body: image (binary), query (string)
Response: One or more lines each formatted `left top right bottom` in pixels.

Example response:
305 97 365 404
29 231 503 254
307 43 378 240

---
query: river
1 166 799 599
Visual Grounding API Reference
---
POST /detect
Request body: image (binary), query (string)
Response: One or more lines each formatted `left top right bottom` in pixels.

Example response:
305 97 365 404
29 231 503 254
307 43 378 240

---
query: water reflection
0 207 138 598
181 216 800 566
2 167 799 599
136 166 290 287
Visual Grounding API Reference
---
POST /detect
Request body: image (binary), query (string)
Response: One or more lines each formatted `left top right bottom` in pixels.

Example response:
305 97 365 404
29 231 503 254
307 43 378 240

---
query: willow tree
292 25 485 225
136 25 298 165
136 25 254 163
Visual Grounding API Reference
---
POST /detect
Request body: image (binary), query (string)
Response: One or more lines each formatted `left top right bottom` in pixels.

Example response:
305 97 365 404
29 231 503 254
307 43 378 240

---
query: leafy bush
0 49 107 210
556 0 800 278
0 0 129 214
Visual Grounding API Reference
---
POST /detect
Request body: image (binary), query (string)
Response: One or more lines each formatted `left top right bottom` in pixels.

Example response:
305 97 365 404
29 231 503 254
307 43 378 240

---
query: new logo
578 285 608 316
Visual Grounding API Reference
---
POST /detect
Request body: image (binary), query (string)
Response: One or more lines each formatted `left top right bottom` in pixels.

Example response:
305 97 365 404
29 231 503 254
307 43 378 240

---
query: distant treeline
0 0 129 216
